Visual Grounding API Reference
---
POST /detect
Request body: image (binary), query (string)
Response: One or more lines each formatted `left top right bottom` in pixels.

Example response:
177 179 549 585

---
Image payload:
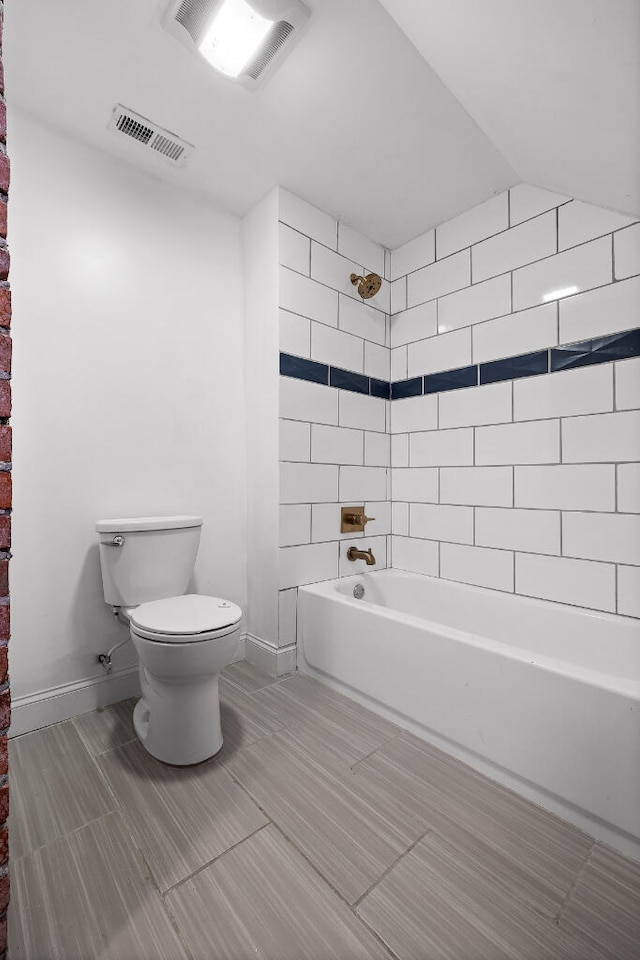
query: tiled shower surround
277 190 392 645
278 185 640 628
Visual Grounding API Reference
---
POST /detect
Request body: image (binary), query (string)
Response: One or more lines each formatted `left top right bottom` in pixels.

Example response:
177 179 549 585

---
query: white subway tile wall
559 275 640 343
614 223 640 280
278 191 391 618
408 249 470 307
508 184 571 225
279 223 311 275
438 274 511 334
511 236 612 311
278 187 640 628
558 200 636 251
436 194 508 259
388 185 639 616
408 327 472 377
472 210 557 284
472 302 558 365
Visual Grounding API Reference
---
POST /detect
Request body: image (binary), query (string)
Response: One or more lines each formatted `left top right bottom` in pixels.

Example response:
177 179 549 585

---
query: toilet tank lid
96 515 203 533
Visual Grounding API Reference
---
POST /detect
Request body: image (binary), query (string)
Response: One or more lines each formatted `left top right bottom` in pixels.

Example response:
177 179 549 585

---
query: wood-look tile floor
8 664 640 960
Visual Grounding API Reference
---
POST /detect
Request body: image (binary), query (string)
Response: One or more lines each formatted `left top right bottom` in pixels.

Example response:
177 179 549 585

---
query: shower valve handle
345 513 375 526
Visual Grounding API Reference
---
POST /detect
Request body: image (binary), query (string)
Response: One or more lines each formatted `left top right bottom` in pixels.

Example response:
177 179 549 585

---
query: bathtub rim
299 569 640 698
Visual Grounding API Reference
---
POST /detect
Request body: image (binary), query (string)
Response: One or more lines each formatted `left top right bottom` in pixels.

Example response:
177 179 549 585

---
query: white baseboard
245 633 296 677
10 633 250 739
232 634 247 663
9 666 142 738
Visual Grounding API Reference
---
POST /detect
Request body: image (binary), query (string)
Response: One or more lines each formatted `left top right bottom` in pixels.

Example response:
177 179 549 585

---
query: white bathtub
297 569 640 859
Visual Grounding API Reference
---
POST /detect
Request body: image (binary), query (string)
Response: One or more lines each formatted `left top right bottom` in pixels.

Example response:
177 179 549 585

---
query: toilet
96 515 241 765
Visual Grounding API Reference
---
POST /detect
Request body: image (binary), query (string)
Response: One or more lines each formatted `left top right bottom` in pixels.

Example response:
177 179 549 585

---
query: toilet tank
96 515 202 607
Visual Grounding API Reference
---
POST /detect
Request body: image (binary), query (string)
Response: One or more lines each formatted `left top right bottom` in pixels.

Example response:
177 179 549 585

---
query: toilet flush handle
103 535 125 547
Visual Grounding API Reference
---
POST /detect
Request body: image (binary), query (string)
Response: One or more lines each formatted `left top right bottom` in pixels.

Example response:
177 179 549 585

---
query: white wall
242 189 280 657
9 108 247 702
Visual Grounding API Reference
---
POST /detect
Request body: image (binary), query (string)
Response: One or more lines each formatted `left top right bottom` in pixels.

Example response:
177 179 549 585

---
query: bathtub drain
353 584 365 599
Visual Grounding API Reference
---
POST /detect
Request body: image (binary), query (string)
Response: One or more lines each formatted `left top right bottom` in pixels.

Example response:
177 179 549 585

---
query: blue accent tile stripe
370 378 391 399
280 327 639 399
424 365 478 394
391 377 423 400
280 353 328 385
278 352 390 398
550 329 640 372
330 367 369 394
480 350 548 385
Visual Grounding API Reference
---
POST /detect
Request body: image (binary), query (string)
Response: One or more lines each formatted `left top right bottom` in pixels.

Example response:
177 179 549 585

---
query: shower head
350 272 382 300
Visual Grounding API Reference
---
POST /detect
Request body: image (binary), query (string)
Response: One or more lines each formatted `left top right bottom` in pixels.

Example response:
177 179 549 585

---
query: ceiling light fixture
199 0 273 77
164 0 310 89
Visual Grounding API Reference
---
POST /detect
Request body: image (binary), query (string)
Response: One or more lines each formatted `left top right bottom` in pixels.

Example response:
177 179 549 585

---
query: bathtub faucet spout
347 546 376 565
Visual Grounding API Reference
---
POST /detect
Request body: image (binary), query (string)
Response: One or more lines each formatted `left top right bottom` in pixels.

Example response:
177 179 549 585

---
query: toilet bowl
129 594 241 765
96 515 242 766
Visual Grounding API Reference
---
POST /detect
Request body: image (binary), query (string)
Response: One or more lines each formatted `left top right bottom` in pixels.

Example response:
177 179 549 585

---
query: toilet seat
130 594 241 644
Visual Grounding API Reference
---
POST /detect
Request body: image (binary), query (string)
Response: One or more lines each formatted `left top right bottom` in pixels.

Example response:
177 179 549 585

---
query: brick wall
0 2 10 952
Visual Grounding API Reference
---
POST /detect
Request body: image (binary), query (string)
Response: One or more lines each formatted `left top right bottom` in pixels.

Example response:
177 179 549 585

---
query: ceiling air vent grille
108 106 194 167
116 114 154 145
245 20 294 80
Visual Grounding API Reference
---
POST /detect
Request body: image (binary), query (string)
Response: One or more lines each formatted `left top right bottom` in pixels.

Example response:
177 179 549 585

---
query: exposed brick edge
0 3 11 954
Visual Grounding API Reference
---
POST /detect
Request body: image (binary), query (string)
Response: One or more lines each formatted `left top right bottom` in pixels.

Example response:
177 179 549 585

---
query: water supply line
97 609 132 674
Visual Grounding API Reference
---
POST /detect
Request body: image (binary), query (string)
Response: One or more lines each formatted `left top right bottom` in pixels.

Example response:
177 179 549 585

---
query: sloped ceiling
4 0 516 249
378 0 640 218
5 0 638 248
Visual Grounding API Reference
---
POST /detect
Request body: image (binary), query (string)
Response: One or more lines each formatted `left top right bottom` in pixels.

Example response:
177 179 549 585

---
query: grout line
554 839 596 924
611 232 616 282
352 827 433 910
267 818 403 958
161 821 272 897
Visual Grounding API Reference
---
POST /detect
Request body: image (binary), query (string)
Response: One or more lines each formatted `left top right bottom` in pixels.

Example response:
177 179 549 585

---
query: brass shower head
350 272 382 300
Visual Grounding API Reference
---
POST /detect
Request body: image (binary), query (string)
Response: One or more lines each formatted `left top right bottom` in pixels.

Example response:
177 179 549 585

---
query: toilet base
133 697 224 767
133 672 224 766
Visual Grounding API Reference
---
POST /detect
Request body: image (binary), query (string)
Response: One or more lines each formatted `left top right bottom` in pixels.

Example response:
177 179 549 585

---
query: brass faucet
346 546 376 566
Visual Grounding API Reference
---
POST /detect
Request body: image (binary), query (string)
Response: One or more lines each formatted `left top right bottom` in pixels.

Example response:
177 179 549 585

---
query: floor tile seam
160 821 272 898
273 720 404 775
421 824 590 937
554 838 597 924
225 700 292 737
349 732 404 771
110 798 229 960
223 674 289 696
223 761 279 827
11 808 137 869
11 754 121 861
360 734 596 842
266 817 402 959
346 910 405 960
342 763 596 921
80 732 138 760
84 740 133 814
70 697 136 757
69 715 102 759
351 827 434 910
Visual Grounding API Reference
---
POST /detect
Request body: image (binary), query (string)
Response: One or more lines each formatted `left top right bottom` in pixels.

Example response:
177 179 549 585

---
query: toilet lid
130 594 242 638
